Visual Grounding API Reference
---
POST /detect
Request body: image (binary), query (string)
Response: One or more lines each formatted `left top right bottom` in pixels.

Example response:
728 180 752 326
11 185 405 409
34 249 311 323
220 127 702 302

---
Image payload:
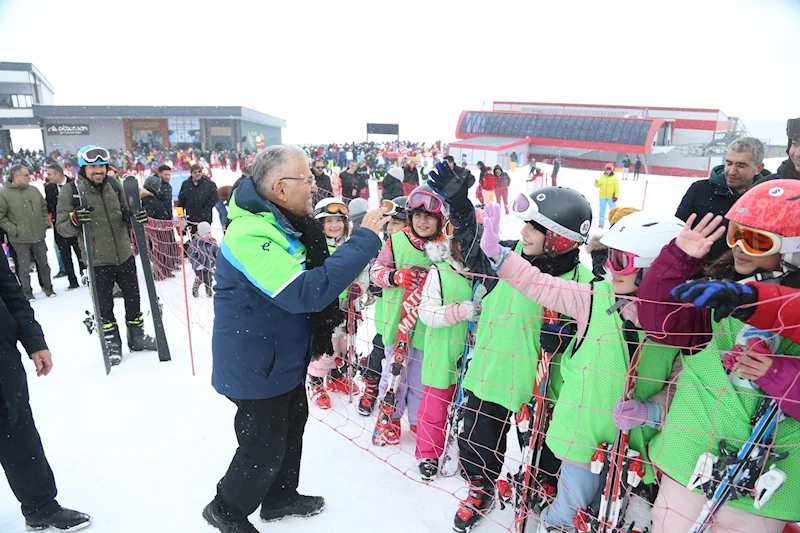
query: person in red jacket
479 166 496 205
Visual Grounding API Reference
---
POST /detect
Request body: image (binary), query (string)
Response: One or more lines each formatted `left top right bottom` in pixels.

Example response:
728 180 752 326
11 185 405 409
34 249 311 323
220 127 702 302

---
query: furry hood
424 239 467 272
585 233 607 253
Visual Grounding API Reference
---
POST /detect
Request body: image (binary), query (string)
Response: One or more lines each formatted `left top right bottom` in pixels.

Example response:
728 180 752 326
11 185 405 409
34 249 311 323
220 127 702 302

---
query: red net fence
139 213 800 533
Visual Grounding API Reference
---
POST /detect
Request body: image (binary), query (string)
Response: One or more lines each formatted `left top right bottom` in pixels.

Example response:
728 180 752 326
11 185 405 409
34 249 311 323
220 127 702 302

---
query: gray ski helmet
512 186 593 247
406 183 449 219
348 197 369 229
390 196 408 220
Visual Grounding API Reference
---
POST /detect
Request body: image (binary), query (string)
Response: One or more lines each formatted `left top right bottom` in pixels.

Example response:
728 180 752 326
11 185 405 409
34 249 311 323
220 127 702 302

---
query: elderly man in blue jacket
203 144 389 533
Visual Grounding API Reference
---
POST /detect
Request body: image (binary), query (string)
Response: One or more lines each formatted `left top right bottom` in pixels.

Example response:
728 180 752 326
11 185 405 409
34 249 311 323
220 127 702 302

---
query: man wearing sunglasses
675 137 771 264
310 157 332 205
204 144 390 533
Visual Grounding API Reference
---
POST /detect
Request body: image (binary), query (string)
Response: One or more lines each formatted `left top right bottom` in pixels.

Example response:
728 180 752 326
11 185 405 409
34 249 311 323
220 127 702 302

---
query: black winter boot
192 277 201 298
102 322 123 366
26 506 92 531
202 499 258 533
127 314 157 352
453 475 496 533
260 492 325 522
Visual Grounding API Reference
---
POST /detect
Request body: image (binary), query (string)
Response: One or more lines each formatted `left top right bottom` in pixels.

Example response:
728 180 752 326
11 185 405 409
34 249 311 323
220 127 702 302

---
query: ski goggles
726 222 781 256
606 248 640 275
315 202 348 217
444 220 455 238
407 189 445 214
79 147 110 164
512 192 538 220
381 199 401 216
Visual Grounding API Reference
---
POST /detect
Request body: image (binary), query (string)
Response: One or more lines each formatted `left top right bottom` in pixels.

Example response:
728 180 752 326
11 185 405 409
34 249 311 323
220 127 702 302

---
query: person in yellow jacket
594 162 620 228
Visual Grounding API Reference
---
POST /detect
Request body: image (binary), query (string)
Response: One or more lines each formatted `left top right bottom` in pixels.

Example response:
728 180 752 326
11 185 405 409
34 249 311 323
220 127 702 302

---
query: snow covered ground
0 158 788 532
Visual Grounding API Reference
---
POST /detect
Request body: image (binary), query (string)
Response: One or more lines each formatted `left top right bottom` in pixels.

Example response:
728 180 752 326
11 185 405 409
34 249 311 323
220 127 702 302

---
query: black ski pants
55 233 85 286
363 332 384 382
216 382 308 521
458 389 560 483
0 380 59 520
95 256 141 325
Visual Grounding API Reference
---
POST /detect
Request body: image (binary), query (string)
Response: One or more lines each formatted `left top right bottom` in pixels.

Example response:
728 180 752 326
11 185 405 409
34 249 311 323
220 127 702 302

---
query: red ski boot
357 378 379 416
453 475 496 533
307 379 331 410
325 374 359 395
372 419 401 446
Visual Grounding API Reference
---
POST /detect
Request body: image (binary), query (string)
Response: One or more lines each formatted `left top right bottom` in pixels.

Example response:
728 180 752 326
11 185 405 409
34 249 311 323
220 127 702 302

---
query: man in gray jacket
0 165 54 300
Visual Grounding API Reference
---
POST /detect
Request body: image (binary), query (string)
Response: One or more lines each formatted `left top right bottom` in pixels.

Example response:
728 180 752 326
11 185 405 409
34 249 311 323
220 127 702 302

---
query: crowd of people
1 120 799 533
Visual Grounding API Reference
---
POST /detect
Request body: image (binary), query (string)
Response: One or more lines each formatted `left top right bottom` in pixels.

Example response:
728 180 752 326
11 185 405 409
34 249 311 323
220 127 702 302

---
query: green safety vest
373 294 384 336
461 241 594 412
382 231 431 351
421 263 473 389
545 281 679 484
649 317 800 520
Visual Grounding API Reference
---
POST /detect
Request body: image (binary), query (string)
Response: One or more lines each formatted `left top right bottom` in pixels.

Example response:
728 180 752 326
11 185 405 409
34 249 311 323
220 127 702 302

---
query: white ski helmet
314 198 349 220
600 211 684 269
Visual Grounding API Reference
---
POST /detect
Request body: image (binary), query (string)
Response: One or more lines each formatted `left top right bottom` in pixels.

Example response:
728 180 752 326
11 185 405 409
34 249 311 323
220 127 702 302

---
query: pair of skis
75 176 171 373
577 323 646 533
372 277 426 446
686 396 787 533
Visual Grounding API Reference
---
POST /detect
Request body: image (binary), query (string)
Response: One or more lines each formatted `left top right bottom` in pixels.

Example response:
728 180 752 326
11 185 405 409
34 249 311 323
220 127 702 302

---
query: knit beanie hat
197 221 212 236
608 207 640 227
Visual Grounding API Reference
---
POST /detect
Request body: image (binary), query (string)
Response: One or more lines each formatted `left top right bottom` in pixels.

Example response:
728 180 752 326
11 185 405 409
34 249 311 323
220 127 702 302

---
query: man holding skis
55 145 157 366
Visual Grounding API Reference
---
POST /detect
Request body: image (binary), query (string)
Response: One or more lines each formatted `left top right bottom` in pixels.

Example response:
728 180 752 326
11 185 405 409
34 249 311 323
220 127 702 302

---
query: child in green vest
481 204 684 533
416 229 477 481
359 196 409 416
307 198 365 410
446 186 595 533
637 180 800 532
370 185 449 446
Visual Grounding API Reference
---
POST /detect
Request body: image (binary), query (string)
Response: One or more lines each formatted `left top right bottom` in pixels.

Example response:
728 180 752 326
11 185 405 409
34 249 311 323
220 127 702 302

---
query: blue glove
540 322 575 355
428 162 474 208
670 280 758 322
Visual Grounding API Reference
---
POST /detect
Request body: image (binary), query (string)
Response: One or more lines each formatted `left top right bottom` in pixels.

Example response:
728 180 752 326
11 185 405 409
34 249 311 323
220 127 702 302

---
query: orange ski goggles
726 222 781 256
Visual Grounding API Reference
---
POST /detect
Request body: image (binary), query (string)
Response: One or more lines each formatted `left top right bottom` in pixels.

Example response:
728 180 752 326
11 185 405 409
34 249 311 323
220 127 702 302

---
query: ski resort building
0 61 285 156
448 101 748 177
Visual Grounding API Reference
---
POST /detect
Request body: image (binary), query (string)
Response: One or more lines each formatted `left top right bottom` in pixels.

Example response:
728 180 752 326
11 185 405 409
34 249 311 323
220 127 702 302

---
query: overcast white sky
1 0 798 146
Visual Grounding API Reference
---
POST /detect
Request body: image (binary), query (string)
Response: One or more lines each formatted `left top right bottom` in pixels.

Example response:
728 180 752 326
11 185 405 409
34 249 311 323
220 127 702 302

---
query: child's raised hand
675 213 726 259
480 202 502 260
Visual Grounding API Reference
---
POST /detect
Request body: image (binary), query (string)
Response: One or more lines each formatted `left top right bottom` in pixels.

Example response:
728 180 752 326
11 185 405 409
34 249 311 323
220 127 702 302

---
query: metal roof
449 136 527 147
0 62 56 94
33 105 286 128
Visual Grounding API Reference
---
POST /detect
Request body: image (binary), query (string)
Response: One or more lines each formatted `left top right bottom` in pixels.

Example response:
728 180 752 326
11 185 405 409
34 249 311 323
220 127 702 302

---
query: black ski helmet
390 195 408 220
512 186 592 254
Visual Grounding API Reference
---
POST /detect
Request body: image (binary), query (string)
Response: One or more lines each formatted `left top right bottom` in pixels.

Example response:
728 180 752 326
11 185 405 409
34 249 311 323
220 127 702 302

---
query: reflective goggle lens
726 222 779 255
444 220 454 237
82 147 110 163
324 203 348 215
512 193 530 214
381 200 398 215
606 248 639 275
408 191 443 214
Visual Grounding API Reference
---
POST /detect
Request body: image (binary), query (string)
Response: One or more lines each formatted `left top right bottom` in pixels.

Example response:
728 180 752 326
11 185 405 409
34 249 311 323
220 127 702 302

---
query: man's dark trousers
0 380 59 520
216 382 308 520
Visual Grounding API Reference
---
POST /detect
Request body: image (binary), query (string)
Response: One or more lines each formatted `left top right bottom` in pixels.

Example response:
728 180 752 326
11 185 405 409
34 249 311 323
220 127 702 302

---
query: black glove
670 280 758 322
134 209 148 224
428 162 474 210
70 206 93 226
540 322 575 355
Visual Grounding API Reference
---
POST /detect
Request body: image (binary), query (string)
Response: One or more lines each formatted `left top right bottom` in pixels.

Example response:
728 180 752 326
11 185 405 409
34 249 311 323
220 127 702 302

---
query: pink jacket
637 240 800 421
